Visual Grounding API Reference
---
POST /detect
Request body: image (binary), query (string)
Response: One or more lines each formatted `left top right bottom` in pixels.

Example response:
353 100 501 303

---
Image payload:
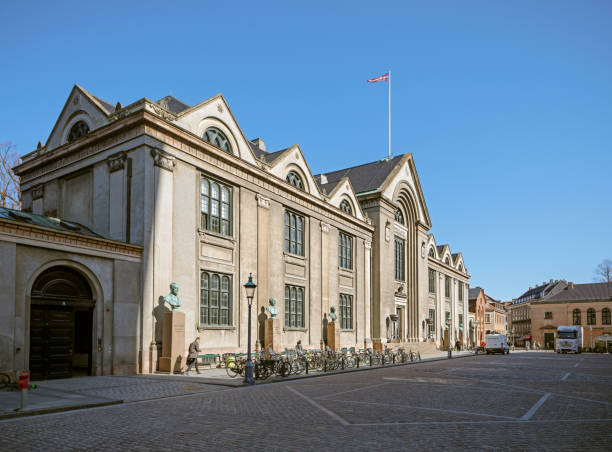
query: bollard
18 371 29 411
356 356 360 368
448 348 452 359
305 360 309 374
370 354 373 367
342 355 345 370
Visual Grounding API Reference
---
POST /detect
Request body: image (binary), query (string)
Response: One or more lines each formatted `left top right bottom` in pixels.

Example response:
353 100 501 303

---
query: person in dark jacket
184 337 201 375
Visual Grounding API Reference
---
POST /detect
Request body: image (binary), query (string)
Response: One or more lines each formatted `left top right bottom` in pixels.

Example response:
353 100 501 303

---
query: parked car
485 334 510 355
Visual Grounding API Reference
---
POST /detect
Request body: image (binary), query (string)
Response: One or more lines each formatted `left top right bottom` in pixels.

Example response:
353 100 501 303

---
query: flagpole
388 70 391 160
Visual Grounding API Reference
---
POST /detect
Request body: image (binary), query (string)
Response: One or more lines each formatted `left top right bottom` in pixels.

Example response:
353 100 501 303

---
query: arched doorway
29 266 95 380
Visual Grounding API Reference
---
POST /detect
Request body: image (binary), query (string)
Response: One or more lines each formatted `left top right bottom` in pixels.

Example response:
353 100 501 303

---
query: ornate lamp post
243 273 257 385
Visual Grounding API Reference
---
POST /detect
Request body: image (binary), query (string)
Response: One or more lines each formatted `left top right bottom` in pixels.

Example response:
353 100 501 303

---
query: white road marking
350 418 612 427
315 382 390 400
323 398 518 420
286 386 349 425
521 393 551 421
561 372 571 381
574 358 583 368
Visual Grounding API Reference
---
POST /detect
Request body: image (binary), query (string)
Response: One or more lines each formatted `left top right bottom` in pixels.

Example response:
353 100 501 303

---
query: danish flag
367 72 389 83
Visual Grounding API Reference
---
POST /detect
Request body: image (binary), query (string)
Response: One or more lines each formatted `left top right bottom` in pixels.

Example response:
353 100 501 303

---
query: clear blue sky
1 1 611 300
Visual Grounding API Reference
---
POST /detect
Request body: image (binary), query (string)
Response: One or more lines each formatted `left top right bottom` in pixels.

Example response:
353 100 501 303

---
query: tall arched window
458 263 463 272
573 309 581 325
587 308 596 325
428 247 435 257
394 208 404 224
339 199 352 215
602 308 611 325
445 256 450 265
286 170 304 190
67 121 89 142
203 127 232 154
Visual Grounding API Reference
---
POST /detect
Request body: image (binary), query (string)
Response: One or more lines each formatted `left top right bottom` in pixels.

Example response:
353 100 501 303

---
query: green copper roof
0 207 101 238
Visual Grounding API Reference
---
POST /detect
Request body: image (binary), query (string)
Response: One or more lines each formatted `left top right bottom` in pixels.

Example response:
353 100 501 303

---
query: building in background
468 287 486 346
531 282 612 350
484 295 507 335
507 280 566 346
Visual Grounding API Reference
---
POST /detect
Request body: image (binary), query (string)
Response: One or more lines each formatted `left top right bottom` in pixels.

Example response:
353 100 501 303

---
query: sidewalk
0 350 475 420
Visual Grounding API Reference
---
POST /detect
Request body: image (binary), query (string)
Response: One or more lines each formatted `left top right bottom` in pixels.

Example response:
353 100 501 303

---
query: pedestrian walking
184 337 201 375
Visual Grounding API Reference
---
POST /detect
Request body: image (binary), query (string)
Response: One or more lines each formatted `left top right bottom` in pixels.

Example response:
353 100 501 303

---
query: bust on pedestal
158 282 186 374
326 306 341 351
264 298 282 358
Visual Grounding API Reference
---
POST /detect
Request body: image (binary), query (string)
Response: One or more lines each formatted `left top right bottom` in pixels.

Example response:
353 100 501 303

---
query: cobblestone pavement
0 352 610 450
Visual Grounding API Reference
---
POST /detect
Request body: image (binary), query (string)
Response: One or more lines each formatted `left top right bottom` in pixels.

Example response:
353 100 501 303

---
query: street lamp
243 273 257 385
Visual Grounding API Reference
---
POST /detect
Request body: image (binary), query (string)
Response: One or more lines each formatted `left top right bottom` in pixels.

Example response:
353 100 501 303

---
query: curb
228 351 479 386
0 399 123 421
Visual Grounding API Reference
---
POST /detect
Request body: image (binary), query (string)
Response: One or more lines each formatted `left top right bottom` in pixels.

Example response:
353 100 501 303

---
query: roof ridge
316 154 404 179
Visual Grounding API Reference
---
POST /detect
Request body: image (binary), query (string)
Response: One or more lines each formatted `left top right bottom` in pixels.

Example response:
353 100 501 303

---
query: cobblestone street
1 353 610 450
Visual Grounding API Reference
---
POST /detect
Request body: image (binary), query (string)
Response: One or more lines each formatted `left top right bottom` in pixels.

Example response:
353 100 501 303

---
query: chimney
250 138 266 151
528 286 532 290
568 282 574 289
320 174 328 184
549 279 553 283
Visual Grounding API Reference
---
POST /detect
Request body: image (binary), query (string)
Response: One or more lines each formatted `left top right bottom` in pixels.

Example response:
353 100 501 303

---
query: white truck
556 326 583 353
485 334 510 354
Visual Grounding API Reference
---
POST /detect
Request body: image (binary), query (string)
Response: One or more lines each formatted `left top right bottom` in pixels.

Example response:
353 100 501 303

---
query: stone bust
266 298 278 318
329 306 337 322
163 282 182 312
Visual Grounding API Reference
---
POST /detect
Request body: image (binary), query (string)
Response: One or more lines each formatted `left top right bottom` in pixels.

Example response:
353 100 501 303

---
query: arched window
67 121 89 142
602 308 611 325
286 170 304 190
339 199 352 215
587 308 596 325
394 208 404 224
445 256 450 265
458 263 463 272
572 309 581 325
203 127 232 154
428 247 435 258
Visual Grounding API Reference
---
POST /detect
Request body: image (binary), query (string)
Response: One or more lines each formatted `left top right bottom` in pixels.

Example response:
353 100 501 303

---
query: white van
485 334 510 355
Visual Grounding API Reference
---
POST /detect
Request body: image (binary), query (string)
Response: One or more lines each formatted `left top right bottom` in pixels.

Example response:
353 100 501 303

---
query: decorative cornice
150 148 176 172
107 151 127 173
145 102 177 122
256 194 270 209
32 184 44 200
0 218 143 258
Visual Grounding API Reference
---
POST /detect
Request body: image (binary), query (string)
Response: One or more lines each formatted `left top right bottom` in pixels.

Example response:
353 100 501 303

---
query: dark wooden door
30 306 73 380
544 332 555 350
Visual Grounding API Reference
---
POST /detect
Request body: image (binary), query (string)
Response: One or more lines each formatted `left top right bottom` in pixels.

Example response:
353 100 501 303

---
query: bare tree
595 259 612 284
0 142 21 209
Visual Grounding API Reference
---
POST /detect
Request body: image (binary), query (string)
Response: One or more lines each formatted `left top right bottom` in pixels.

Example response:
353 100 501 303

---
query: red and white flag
367 72 389 83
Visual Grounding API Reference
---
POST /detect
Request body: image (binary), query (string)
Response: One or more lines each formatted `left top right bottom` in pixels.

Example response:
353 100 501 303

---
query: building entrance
544 332 555 350
29 266 94 380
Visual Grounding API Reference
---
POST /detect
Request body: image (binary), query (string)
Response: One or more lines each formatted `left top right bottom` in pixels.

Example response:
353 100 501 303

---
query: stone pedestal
158 311 185 374
264 318 282 357
327 321 340 351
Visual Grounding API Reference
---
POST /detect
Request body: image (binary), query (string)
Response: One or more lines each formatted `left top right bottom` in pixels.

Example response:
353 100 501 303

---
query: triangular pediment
44 85 113 152
326 177 365 221
173 94 257 165
380 154 432 229
266 145 322 199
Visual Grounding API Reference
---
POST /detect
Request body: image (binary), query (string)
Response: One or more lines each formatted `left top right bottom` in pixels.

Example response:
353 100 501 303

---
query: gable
381 155 432 228
173 95 257 165
266 145 322 199
326 177 365 221
45 85 112 152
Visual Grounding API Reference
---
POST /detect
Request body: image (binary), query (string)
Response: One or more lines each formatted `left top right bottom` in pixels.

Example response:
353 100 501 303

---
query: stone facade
4 85 470 377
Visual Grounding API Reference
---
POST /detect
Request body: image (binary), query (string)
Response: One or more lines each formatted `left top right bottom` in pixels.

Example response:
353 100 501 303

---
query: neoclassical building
2 85 469 378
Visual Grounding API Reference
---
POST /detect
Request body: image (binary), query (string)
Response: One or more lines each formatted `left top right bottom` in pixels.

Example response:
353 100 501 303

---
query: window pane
211 183 219 200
